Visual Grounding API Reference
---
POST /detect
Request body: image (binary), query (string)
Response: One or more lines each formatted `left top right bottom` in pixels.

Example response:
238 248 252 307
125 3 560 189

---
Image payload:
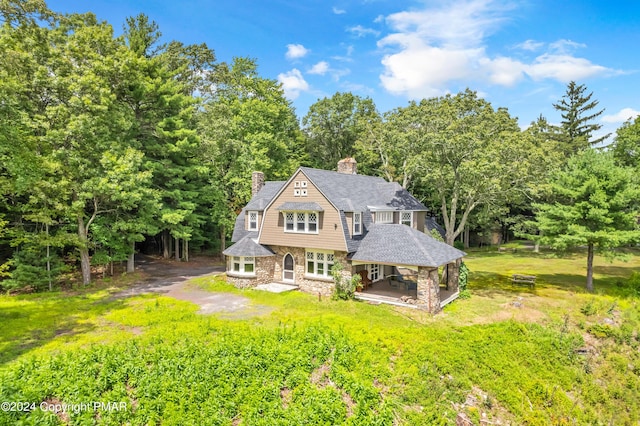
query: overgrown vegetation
331 262 360 300
1 249 639 424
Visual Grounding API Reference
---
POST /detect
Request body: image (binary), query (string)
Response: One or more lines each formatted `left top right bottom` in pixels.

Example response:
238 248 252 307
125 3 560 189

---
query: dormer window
283 211 319 234
353 212 362 235
376 211 393 224
248 211 258 231
401 211 412 227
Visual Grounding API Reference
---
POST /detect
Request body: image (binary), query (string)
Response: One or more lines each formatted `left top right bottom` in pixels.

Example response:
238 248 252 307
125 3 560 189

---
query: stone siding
447 260 460 292
271 246 351 297
416 266 440 313
226 256 274 288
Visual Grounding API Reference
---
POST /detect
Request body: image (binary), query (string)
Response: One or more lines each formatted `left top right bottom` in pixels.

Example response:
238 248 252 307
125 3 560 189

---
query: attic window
376 211 393 224
353 212 362 235
248 211 258 231
401 211 412 227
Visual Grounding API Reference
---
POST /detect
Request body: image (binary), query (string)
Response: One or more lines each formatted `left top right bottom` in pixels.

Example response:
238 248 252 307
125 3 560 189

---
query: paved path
114 255 272 317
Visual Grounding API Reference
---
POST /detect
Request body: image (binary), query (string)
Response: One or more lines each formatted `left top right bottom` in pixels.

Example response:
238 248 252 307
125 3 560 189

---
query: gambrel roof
227 166 457 265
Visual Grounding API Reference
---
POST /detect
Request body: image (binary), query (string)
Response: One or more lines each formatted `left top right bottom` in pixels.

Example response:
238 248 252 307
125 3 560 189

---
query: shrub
331 262 360 300
2 247 68 291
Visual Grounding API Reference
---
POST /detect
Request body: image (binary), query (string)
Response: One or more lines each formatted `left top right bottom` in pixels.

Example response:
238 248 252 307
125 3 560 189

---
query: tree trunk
78 217 91 285
175 237 180 261
586 243 594 292
184 239 189 262
46 223 52 291
163 229 170 259
463 226 470 249
127 241 135 273
220 225 226 255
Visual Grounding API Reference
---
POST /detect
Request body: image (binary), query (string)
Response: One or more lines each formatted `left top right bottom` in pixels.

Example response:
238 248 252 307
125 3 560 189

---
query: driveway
114 255 271 317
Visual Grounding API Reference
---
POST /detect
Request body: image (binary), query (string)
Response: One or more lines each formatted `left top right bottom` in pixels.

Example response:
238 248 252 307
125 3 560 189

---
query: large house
223 158 465 313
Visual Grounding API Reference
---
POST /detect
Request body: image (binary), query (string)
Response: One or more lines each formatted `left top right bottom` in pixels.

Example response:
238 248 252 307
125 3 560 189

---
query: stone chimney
337 157 357 175
251 171 265 196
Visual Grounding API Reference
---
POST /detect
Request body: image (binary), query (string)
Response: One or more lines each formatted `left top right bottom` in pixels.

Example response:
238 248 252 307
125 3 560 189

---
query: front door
283 254 294 282
367 263 381 281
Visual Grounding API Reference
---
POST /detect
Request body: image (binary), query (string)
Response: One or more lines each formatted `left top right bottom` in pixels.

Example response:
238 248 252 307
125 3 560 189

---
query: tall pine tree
553 81 608 155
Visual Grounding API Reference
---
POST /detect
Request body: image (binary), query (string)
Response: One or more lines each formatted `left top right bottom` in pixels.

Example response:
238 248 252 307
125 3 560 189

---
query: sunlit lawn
1 246 639 425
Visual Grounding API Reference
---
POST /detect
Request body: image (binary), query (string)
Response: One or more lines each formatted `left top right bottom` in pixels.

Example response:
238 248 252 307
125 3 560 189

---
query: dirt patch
280 387 292 409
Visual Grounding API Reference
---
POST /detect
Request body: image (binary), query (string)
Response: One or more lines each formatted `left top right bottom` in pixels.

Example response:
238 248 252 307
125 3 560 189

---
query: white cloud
549 39 586 54
285 44 309 60
515 39 544 51
309 61 330 75
601 108 640 123
333 7 346 15
377 0 617 98
277 69 309 99
525 54 610 82
348 25 380 38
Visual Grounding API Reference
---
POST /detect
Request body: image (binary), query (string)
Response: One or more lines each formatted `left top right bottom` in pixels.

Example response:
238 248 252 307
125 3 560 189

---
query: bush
331 262 360 300
2 247 68 291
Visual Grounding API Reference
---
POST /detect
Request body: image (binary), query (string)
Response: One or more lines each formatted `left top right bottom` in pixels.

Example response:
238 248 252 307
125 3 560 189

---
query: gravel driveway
114 255 272 317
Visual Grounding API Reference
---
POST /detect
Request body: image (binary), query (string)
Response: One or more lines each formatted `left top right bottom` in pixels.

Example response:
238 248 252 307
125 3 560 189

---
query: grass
1 248 639 425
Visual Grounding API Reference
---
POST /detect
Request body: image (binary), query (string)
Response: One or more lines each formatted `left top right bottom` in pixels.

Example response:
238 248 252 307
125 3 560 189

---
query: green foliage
612 115 640 170
458 262 469 292
534 149 640 291
2 248 68 291
429 228 445 242
331 262 360 300
1 248 640 425
302 92 380 171
553 81 608 153
358 89 544 246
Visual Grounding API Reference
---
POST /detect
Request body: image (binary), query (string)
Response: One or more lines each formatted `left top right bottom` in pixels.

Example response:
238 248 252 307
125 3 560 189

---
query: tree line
1 1 638 292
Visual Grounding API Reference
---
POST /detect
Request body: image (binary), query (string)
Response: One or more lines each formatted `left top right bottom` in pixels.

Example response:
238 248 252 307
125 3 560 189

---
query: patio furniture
357 270 372 291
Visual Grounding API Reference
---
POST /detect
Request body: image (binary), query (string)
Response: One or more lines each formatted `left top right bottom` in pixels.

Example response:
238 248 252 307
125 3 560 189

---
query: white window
401 211 412 227
300 189 307 197
248 211 258 231
283 212 319 234
300 181 308 188
230 256 255 276
294 181 300 188
294 189 301 196
376 211 393 224
285 212 294 231
353 212 362 235
306 250 334 278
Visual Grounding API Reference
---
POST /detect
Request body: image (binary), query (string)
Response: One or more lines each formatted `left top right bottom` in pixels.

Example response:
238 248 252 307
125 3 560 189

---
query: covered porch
353 264 460 310
348 224 466 313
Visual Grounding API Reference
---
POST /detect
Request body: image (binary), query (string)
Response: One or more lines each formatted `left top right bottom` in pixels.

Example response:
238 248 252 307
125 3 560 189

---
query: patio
356 276 459 309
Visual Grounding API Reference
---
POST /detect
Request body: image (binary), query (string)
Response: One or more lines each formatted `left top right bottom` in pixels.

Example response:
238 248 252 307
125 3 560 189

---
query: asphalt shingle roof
349 224 465 267
223 235 275 257
276 202 324 211
245 181 286 210
300 167 427 212
232 181 285 242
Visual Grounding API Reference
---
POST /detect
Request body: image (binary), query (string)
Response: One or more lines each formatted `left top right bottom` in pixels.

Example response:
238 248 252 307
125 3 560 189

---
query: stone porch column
417 267 440 313
447 260 461 292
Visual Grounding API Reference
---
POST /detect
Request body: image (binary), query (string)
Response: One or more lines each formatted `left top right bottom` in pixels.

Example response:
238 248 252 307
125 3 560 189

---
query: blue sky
47 0 640 139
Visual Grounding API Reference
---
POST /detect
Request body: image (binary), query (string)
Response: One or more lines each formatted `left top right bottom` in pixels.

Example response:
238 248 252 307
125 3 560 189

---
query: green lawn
1 248 639 425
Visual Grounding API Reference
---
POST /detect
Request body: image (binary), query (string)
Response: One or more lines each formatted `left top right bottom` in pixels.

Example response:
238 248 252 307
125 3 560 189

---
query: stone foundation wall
416 266 440 313
270 246 351 297
226 256 274 289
